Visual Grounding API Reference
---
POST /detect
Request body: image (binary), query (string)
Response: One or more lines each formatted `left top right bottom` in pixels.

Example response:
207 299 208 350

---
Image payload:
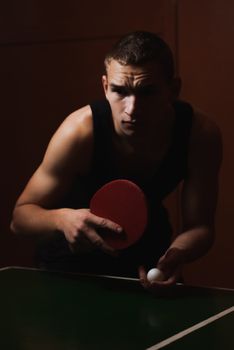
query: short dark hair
104 31 175 81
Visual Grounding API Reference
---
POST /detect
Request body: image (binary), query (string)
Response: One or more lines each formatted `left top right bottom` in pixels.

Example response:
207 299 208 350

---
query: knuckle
66 230 78 244
80 210 90 222
69 237 76 244
69 234 79 244
76 222 87 233
99 218 108 228
93 238 103 248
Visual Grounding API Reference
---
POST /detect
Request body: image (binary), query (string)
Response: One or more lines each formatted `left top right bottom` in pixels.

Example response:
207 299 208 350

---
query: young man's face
102 59 180 140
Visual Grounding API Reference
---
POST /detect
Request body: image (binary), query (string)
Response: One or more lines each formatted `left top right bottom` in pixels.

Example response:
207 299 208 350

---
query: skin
11 59 222 291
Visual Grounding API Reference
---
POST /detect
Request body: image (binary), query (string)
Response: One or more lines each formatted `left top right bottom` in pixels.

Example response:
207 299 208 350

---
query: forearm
11 204 62 237
168 225 215 263
152 225 215 285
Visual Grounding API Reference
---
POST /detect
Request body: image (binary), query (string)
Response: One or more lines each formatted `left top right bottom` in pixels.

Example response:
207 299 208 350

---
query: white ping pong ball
147 268 165 283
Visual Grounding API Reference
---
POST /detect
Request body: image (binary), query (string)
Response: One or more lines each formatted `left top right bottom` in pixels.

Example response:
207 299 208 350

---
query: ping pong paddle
90 179 148 249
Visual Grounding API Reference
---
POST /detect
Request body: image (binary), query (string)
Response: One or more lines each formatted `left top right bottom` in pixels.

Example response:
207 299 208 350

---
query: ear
170 77 182 100
102 75 108 96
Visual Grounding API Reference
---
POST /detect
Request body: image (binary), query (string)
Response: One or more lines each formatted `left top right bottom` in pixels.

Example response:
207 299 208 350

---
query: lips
121 120 140 132
122 121 137 129
122 120 137 124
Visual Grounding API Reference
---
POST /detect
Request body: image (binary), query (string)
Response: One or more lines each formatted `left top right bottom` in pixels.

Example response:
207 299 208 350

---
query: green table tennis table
1 267 233 349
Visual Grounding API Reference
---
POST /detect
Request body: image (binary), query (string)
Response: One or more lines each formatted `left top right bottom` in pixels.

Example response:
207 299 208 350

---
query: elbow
10 210 22 235
201 225 215 254
10 220 14 233
10 217 18 234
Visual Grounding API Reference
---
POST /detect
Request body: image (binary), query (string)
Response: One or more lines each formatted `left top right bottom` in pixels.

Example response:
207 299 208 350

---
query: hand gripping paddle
90 179 148 249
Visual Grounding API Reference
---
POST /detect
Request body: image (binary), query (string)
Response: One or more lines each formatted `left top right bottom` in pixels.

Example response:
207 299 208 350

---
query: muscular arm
11 106 122 254
139 112 223 286
11 106 92 234
169 113 222 261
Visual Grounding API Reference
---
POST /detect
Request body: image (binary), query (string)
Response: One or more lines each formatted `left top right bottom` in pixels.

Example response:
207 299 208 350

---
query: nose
124 94 138 116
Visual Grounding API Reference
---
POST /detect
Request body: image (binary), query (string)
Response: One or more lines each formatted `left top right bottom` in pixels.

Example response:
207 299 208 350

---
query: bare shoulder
13 105 94 207
43 104 94 176
191 108 222 145
189 108 223 171
57 105 93 139
48 104 93 151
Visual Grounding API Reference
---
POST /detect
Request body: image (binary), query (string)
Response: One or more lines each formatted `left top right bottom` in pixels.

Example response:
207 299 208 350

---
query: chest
112 138 171 181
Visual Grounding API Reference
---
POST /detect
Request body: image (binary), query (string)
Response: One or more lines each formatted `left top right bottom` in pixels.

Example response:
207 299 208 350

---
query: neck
114 105 175 155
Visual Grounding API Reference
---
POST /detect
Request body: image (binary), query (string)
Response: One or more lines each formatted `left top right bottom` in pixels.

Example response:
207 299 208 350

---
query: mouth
122 119 137 125
122 121 137 130
121 120 141 134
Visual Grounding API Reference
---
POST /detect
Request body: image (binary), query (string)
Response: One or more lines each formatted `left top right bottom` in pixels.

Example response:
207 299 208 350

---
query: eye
137 86 159 97
110 86 129 97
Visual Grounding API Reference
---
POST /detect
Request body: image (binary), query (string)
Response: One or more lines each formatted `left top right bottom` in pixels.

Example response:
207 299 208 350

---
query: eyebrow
109 83 158 94
109 84 130 94
110 83 128 90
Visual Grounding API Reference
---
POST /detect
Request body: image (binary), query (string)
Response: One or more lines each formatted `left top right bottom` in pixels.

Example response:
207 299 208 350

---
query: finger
138 265 168 290
139 266 176 293
148 268 181 289
158 248 186 271
138 266 151 289
88 213 123 234
156 261 183 285
85 227 118 256
149 279 174 288
69 237 95 254
68 242 75 253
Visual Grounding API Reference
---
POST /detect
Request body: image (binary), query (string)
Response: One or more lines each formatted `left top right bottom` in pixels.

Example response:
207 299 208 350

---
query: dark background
1 0 233 288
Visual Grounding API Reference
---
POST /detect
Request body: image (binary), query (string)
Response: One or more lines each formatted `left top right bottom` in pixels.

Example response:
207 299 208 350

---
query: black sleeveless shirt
36 99 193 277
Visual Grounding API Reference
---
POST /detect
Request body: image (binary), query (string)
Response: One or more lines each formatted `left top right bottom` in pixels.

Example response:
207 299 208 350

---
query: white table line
146 306 234 350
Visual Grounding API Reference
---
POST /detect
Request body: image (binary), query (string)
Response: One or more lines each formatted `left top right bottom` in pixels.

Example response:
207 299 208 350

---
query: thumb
157 248 186 275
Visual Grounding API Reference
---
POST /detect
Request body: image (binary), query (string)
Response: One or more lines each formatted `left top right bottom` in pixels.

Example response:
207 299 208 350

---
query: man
11 31 222 290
